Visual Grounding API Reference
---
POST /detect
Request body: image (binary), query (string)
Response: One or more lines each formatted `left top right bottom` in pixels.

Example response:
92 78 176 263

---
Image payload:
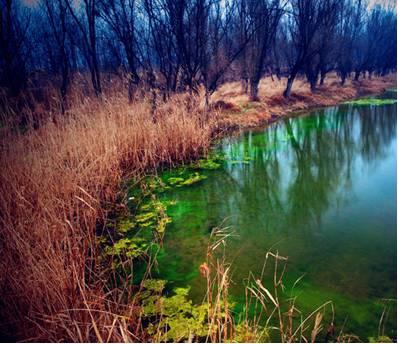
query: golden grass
0 72 395 341
0 90 213 341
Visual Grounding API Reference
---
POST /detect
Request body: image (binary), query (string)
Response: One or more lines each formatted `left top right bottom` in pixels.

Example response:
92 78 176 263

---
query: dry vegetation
0 73 395 341
0 83 213 341
213 73 396 128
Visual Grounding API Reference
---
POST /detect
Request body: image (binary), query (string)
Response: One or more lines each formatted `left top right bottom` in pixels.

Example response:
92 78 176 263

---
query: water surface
155 98 397 340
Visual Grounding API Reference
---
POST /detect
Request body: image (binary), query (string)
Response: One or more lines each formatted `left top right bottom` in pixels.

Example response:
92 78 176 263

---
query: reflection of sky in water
156 102 397 340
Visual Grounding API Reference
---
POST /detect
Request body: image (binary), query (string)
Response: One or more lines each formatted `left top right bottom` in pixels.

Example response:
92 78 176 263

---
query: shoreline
211 74 396 136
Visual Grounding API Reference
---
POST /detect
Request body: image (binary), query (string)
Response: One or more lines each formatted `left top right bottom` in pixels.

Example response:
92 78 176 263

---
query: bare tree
283 0 339 97
245 0 285 100
41 0 70 109
0 0 31 96
65 0 101 95
98 0 141 100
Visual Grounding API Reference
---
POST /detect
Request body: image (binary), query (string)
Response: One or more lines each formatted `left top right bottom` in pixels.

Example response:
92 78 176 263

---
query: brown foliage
0 87 213 341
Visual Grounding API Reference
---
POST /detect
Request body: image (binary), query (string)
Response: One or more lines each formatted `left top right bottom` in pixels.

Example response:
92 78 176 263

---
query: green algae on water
102 153 224 263
344 98 397 106
141 279 209 342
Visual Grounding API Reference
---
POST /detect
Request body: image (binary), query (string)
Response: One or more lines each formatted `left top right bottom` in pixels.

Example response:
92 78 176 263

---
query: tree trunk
341 73 346 86
306 64 317 93
241 78 249 94
309 78 317 92
354 70 360 81
283 74 296 98
249 79 259 101
319 71 326 86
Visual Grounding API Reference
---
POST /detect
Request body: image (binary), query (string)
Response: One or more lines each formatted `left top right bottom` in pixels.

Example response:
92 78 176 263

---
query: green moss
344 98 397 106
179 172 207 186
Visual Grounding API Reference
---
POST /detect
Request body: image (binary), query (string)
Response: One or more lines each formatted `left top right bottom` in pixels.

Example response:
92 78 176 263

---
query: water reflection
157 102 397 338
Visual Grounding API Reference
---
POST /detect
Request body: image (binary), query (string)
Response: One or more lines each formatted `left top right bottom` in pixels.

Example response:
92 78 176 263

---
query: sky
22 0 397 11
369 0 397 8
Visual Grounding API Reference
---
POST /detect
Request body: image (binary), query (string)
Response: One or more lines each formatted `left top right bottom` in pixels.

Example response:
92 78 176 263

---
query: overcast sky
22 0 397 10
369 0 396 8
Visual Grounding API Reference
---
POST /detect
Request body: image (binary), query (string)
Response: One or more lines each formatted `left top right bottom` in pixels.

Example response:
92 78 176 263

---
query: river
153 93 397 341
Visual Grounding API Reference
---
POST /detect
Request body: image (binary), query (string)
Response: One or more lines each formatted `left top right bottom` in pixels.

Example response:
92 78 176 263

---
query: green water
154 99 397 340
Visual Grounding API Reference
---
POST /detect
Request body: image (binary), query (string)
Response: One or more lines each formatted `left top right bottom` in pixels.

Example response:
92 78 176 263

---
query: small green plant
140 280 209 342
104 236 150 258
368 335 393 343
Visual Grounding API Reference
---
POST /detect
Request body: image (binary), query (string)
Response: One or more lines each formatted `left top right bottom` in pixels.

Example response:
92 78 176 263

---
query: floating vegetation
368 336 394 343
117 218 135 233
194 158 221 170
102 154 225 262
104 236 150 258
344 98 397 106
102 194 172 262
141 280 209 342
167 176 185 185
179 172 207 186
229 155 252 165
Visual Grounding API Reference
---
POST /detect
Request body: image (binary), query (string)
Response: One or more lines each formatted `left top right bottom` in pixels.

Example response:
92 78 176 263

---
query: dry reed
0 87 213 341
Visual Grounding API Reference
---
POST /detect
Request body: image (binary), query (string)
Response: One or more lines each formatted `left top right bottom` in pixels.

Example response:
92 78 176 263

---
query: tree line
1 0 396 105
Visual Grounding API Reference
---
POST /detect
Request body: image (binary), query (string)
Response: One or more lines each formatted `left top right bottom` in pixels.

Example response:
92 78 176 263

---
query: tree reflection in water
156 102 397 339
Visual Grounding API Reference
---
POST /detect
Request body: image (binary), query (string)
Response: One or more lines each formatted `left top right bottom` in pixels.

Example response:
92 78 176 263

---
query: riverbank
212 73 396 131
0 73 395 342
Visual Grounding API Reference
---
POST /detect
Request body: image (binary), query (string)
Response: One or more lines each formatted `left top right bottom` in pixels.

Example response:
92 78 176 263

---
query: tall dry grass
0 87 214 341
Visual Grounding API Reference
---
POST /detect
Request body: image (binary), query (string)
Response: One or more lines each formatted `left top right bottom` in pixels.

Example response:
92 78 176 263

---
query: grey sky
369 0 396 8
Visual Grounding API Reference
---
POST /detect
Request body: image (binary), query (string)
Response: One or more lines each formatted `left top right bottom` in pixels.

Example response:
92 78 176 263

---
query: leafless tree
65 0 101 95
41 0 70 109
98 0 141 100
0 0 31 96
245 0 285 100
283 0 340 97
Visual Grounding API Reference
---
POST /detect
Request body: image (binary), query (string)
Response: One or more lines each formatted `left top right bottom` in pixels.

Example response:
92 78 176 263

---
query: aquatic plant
368 335 393 343
179 172 208 186
229 156 252 164
344 98 397 106
104 236 150 258
141 281 209 342
195 158 221 170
